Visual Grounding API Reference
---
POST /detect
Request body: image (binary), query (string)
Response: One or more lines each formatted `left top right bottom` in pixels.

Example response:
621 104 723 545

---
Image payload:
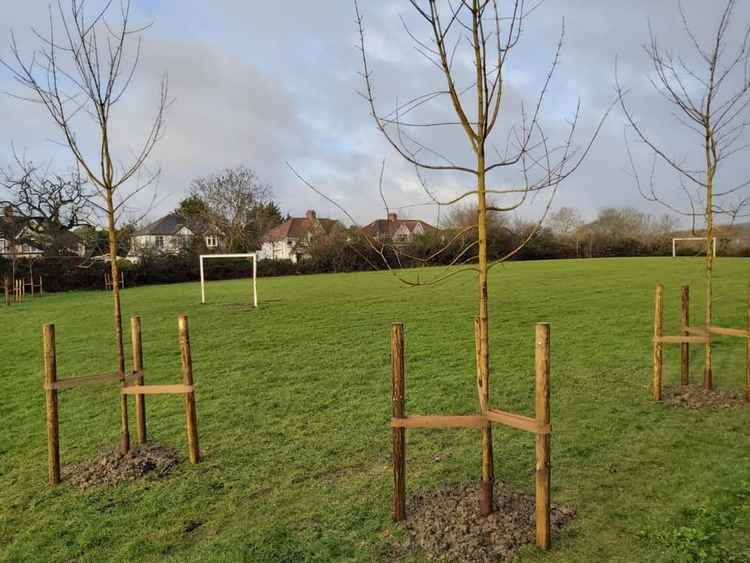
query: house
258 210 342 263
361 212 439 244
0 208 85 258
130 212 224 255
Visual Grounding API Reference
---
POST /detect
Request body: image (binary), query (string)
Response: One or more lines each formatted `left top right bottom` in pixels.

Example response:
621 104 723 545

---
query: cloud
1 0 748 227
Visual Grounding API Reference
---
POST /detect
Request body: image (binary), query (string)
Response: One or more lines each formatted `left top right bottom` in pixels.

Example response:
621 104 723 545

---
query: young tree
617 0 750 388
3 0 168 452
306 0 610 515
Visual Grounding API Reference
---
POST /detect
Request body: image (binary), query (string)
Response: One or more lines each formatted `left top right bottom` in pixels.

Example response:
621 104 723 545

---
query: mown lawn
1 257 749 562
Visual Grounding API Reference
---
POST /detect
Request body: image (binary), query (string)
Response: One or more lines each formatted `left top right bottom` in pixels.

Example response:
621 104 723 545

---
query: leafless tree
189 166 274 252
0 153 95 254
616 0 750 388
293 0 611 515
2 0 168 453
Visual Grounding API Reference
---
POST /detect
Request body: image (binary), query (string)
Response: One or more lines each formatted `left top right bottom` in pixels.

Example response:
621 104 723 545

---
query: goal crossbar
199 253 257 307
672 237 717 258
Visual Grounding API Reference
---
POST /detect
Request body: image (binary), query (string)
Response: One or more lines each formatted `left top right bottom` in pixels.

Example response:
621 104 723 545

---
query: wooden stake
39 275 43 297
535 323 551 550
746 287 750 402
43 324 61 485
4 277 9 306
391 322 406 522
680 286 690 385
179 315 200 464
653 284 663 401
131 316 146 444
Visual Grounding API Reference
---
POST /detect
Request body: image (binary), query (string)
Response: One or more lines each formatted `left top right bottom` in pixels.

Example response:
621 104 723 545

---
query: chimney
305 209 317 220
387 212 398 222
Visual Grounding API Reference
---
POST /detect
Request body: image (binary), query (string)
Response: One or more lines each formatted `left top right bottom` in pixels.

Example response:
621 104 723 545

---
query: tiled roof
360 217 438 239
134 213 194 236
263 217 340 242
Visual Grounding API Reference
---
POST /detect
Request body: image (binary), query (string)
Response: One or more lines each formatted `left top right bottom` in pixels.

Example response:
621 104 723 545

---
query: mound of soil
663 384 744 410
63 443 181 489
403 481 575 563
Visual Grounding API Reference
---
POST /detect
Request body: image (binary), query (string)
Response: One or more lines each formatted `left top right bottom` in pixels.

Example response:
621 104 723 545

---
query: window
155 236 164 249
0 238 7 254
205 235 218 248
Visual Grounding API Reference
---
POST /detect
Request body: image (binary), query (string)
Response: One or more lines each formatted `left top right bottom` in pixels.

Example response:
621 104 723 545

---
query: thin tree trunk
704 138 714 390
477 153 494 515
105 188 129 453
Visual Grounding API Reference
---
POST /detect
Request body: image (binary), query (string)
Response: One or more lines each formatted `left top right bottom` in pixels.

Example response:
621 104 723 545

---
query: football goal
672 237 717 258
199 253 257 307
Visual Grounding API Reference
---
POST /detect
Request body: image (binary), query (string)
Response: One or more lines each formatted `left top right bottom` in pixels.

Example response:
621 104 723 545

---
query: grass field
1 257 749 562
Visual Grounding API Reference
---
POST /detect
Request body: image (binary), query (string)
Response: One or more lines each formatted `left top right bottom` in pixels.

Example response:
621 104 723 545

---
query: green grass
1 257 749 562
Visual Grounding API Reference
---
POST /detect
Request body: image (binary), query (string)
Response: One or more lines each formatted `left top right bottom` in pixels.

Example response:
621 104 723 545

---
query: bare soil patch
402 481 575 562
663 384 744 410
62 443 181 489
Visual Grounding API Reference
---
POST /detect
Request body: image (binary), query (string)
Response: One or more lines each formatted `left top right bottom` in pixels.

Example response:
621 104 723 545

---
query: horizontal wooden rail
655 335 709 344
45 371 143 390
390 415 485 429
685 326 707 336
121 384 194 395
708 325 749 338
487 408 549 434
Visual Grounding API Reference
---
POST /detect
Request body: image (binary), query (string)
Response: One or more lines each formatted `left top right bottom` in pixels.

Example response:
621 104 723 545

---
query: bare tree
616 0 750 388
0 153 95 255
2 0 168 453
189 166 274 252
293 0 611 515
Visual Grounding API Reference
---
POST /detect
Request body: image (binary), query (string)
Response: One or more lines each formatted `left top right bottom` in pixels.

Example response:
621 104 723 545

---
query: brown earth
62 443 181 489
400 481 575 562
663 384 744 410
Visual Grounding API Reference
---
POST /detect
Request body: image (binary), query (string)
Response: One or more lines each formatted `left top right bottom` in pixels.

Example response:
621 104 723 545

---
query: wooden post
4 277 9 306
131 316 146 444
746 287 750 402
680 285 690 386
39 275 43 297
653 284 663 401
43 324 61 485
535 323 551 550
179 315 200 464
391 322 406 522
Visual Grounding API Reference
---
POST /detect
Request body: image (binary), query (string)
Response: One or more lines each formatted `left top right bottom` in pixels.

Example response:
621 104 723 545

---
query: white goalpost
672 237 717 258
199 253 257 307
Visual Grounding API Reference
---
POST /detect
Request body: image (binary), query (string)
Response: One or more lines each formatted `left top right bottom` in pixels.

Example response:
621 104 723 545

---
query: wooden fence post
39 275 43 297
43 324 61 485
680 286 689 385
535 323 551 550
131 316 146 444
653 284 664 401
746 287 750 402
4 277 9 306
391 322 406 522
179 315 200 464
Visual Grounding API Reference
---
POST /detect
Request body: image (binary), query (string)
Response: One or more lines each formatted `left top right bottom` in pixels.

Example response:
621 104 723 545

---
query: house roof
262 217 340 243
1 214 83 250
134 213 193 236
361 216 439 239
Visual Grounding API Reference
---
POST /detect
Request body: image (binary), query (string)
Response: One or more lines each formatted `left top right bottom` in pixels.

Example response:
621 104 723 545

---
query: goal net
199 253 258 307
672 237 717 258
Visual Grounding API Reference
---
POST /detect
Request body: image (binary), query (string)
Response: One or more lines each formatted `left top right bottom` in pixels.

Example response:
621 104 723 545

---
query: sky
1 1 749 228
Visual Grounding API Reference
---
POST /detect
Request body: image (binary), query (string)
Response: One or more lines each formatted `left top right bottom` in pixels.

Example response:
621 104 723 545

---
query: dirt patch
401 481 575 562
663 384 744 410
63 443 181 489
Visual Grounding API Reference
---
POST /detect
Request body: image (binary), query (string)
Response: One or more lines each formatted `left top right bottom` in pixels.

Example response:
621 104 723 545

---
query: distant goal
672 237 717 258
199 253 257 307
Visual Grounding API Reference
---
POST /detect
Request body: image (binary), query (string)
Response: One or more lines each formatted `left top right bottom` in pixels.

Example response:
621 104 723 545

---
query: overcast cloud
1 1 749 227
